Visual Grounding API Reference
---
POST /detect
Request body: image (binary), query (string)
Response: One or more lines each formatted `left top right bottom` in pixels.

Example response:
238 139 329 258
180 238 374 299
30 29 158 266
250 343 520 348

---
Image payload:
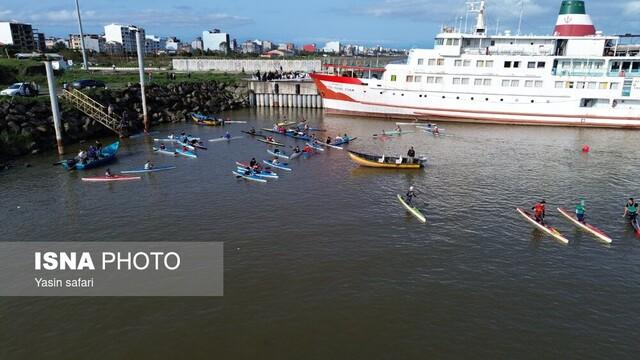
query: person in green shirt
575 200 586 223
623 198 639 229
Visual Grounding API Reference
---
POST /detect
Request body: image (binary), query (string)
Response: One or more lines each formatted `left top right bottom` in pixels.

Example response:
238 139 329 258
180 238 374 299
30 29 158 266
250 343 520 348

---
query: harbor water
1 108 640 359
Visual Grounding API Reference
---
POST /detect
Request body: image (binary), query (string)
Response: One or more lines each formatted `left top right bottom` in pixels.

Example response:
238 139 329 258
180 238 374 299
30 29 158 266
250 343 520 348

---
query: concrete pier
248 80 323 109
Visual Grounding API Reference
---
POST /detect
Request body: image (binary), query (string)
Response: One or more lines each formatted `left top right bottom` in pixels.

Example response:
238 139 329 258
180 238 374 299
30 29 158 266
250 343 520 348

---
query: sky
0 0 638 48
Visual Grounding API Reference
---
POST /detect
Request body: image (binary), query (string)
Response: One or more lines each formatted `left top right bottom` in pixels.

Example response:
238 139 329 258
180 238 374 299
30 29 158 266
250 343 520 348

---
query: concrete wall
172 59 322 73
247 80 322 108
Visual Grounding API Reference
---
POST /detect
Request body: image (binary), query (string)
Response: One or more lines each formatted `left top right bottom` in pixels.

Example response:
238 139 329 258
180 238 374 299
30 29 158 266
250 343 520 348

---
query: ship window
599 82 608 89
442 96 446 98
577 82 585 89
565 81 574 88
474 78 483 86
587 82 596 89
414 76 422 82
476 60 484 67
435 77 443 84
555 81 563 88
391 75 397 81
502 79 510 87
428 58 436 66
490 40 495 46
632 62 640 72
417 58 424 65
504 61 512 68
485 60 494 67
446 39 453 45
537 62 546 68
513 61 520 68
610 83 619 90
463 60 471 67
622 62 631 71
406 75 414 82
525 80 534 87
419 95 422 97
483 79 491 86
535 80 543 87
461 78 470 85
455 60 462 67
437 58 445 66
426 76 435 84
453 77 461 85
527 62 536 69
511 80 519 87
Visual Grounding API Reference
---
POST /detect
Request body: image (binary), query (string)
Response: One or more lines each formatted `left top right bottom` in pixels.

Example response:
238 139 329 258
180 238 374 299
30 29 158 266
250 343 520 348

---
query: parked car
0 82 39 97
71 79 106 90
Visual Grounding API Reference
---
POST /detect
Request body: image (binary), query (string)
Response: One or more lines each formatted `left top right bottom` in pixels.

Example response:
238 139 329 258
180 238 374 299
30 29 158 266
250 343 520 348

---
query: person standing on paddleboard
406 186 417 206
575 200 586 223
623 198 639 225
532 200 546 225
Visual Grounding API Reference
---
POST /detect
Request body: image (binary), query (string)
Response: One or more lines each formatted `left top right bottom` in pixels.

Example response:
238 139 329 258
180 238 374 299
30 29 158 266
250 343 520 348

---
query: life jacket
533 203 545 215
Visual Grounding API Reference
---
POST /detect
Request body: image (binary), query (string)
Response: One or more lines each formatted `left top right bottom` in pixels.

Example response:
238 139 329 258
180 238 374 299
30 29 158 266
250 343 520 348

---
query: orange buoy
582 145 590 153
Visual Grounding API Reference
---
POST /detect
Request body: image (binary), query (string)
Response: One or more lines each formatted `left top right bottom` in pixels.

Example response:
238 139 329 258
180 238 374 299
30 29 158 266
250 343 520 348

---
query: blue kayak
62 141 120 170
176 148 197 158
236 166 278 179
262 160 292 171
261 128 312 141
121 165 176 174
232 170 267 183
267 149 289 159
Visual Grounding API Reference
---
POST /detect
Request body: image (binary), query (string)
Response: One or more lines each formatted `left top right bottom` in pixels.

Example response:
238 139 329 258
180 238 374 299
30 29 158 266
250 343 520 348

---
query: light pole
74 0 89 70
135 29 149 132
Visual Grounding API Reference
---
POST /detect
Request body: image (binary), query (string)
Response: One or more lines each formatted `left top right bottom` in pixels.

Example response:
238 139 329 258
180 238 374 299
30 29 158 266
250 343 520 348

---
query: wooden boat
62 141 120 170
347 150 426 169
191 112 223 126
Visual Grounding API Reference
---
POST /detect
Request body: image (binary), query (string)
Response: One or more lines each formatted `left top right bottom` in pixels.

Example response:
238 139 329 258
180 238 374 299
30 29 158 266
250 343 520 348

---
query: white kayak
232 170 267 183
82 175 141 182
397 194 426 223
516 208 569 244
153 147 177 156
209 136 243 142
121 165 176 174
557 207 612 244
267 149 289 159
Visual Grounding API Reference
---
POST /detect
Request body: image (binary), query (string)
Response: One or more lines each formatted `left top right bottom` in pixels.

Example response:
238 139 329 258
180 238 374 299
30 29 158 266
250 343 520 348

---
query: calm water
2 108 640 359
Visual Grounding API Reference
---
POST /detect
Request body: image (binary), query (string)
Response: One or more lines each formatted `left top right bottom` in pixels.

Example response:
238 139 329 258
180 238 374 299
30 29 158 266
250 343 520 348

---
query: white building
323 41 341 54
104 24 144 54
191 37 203 51
165 37 180 53
145 35 166 54
202 29 230 53
69 34 104 53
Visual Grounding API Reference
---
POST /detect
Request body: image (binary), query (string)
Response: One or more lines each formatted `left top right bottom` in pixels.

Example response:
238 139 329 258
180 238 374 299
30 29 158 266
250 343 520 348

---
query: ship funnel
553 0 596 36
475 1 486 34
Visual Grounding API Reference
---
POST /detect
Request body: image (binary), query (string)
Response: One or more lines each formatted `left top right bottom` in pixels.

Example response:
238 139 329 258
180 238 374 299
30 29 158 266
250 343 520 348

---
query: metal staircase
60 89 125 137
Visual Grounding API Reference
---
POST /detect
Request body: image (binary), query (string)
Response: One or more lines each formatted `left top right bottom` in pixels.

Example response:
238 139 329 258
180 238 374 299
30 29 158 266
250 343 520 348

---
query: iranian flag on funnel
553 0 596 36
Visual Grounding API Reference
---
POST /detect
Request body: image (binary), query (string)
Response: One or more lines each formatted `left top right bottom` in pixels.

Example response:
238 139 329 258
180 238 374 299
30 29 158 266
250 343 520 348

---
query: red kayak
82 175 141 182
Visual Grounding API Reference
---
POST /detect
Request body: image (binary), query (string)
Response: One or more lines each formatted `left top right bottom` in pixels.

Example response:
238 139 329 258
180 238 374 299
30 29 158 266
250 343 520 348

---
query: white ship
311 0 640 128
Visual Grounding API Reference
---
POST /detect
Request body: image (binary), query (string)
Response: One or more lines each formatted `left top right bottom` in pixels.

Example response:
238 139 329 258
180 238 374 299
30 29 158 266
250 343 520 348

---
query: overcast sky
1 0 638 48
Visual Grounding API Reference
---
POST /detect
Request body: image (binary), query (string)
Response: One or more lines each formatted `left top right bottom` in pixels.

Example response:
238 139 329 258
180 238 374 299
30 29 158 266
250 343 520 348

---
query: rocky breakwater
0 80 248 166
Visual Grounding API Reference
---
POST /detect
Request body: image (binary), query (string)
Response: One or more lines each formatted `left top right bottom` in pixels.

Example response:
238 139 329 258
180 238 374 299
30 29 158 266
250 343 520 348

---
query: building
202 29 230 53
241 40 261 54
323 41 341 54
0 21 35 51
230 39 237 52
262 49 293 58
261 40 274 51
104 24 145 54
165 37 180 54
145 35 166 54
69 34 104 53
302 44 317 53
102 41 124 55
33 30 45 52
191 37 203 51
45 37 67 49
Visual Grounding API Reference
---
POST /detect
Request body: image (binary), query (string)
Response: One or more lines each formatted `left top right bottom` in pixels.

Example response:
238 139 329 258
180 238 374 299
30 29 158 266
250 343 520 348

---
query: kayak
192 143 208 150
209 136 243 142
257 138 285 147
232 170 267 183
61 141 120 171
153 147 177 156
629 216 640 236
121 165 176 174
224 120 247 124
176 148 197 158
557 207 612 244
176 141 196 151
305 142 325 152
373 130 415 137
516 208 569 244
267 149 289 159
154 138 179 143
262 160 292 171
397 194 426 223
276 121 297 127
235 166 278 179
82 175 141 182
416 125 445 132
261 128 312 141
241 130 266 138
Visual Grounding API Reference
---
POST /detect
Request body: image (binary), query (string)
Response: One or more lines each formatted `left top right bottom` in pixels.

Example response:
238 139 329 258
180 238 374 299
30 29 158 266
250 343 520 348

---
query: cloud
0 8 13 19
623 1 640 13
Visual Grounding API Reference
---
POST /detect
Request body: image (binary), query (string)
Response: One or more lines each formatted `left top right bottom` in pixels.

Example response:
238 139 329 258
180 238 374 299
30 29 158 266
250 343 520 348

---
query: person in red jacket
532 200 546 225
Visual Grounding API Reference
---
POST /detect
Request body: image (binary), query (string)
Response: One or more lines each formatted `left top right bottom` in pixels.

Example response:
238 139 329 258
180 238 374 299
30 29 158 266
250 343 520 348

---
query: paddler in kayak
266 135 275 143
575 200 586 223
532 200 546 225
105 168 114 178
144 160 154 170
303 144 313 153
249 158 257 168
249 128 256 135
224 131 231 140
433 125 440 135
623 198 639 225
326 136 332 144
405 186 417 205
395 126 402 133
159 143 167 150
